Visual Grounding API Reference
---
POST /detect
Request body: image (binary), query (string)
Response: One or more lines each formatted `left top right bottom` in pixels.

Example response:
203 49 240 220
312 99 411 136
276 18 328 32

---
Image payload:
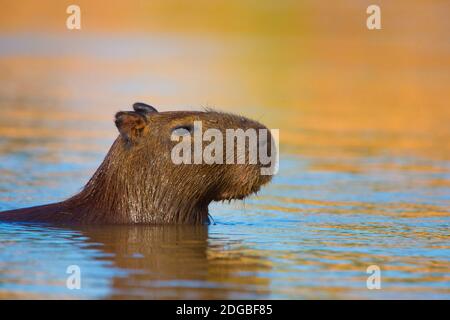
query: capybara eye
171 125 193 137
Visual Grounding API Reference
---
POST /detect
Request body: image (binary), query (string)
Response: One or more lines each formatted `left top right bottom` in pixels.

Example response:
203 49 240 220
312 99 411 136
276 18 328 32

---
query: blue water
0 151 449 299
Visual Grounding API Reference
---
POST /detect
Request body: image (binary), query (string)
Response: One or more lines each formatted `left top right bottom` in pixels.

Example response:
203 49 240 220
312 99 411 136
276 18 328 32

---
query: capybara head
67 102 276 224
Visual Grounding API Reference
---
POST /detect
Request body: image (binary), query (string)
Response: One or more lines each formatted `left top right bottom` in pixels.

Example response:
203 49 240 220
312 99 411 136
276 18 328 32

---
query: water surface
0 1 449 299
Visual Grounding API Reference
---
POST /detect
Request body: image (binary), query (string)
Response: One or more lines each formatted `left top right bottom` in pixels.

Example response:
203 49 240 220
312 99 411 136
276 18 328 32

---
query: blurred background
0 0 448 159
0 0 449 299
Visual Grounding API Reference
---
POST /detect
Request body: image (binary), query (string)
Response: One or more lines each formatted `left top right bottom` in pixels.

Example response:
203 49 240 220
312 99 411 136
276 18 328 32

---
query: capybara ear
115 111 148 145
133 102 158 116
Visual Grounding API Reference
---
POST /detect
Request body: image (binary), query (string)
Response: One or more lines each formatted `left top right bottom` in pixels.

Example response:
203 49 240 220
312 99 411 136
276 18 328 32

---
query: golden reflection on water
0 1 449 299
73 225 273 299
0 1 448 159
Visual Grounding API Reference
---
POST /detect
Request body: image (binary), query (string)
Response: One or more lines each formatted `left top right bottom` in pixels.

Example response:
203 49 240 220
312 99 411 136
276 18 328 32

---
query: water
0 1 449 299
0 152 448 299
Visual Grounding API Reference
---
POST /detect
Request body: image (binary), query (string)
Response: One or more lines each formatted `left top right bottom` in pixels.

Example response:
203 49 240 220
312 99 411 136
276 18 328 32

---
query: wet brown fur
0 104 273 225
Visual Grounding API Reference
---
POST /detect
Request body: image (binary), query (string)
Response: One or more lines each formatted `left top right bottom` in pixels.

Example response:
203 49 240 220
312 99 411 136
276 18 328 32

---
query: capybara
0 103 275 224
